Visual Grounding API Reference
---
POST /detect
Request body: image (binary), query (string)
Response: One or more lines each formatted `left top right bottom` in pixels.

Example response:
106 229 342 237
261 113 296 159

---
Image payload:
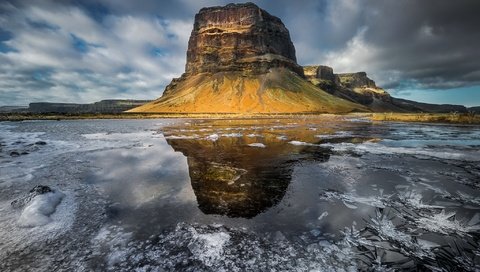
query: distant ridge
304 65 468 113
26 99 151 114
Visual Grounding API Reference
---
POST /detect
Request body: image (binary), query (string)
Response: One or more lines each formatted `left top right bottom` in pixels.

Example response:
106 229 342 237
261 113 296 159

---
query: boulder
11 185 53 209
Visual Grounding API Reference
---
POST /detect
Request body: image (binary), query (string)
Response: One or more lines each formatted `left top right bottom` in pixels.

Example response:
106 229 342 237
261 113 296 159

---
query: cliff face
185 3 303 77
304 66 398 111
337 72 376 89
304 65 336 82
303 66 468 113
130 3 365 114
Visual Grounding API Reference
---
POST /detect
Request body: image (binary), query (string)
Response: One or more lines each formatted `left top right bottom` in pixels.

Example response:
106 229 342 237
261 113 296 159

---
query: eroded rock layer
185 3 304 76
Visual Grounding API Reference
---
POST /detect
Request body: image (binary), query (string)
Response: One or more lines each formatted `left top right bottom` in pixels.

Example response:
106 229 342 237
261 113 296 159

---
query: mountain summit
130 3 365 114
184 2 304 77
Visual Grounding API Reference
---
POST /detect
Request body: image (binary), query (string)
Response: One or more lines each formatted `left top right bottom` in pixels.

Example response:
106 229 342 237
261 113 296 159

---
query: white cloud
323 27 376 73
321 27 403 89
0 1 191 105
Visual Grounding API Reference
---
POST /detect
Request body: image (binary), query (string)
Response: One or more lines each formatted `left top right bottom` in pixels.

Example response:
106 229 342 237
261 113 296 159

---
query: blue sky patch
0 28 17 53
70 34 103 53
71 34 89 53
148 45 167 57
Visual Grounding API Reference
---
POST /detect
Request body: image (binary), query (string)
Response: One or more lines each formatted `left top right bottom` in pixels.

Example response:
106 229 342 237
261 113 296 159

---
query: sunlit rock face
129 3 366 114
337 72 377 89
304 65 337 83
185 3 304 76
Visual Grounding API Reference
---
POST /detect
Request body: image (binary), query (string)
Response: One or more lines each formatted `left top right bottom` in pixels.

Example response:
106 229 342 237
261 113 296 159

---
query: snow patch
188 228 231 267
289 140 318 146
206 134 219 141
320 190 391 209
92 226 134 267
18 191 65 227
315 131 354 139
221 133 243 137
416 210 480 235
322 141 480 162
164 134 199 139
247 143 266 148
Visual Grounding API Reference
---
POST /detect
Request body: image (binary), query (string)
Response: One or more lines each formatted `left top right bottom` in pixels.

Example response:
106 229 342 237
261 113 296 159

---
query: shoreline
0 112 479 124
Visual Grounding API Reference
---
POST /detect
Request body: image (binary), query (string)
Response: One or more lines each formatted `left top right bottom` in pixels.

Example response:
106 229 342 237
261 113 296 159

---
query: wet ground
0 117 479 271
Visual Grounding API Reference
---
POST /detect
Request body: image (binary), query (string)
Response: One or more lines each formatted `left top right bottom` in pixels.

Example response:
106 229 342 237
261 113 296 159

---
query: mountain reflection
165 120 332 218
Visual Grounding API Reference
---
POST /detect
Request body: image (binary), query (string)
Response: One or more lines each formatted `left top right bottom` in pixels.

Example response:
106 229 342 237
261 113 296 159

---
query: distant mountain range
0 100 152 114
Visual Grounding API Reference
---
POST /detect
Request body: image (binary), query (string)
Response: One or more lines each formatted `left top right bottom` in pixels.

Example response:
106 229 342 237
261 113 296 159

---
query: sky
0 0 479 107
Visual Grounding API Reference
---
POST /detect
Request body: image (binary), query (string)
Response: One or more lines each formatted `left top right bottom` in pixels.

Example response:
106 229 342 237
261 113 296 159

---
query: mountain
0 106 28 113
130 3 366 114
469 106 480 113
27 100 152 114
304 65 468 113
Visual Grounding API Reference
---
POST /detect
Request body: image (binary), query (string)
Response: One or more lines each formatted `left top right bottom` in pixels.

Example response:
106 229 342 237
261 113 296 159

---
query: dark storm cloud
0 0 478 105
257 0 480 90
358 0 480 89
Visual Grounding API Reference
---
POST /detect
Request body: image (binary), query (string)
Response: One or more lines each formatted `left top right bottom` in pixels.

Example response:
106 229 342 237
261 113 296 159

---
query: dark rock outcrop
391 98 467 113
185 2 303 77
0 106 28 113
11 185 53 209
468 106 480 113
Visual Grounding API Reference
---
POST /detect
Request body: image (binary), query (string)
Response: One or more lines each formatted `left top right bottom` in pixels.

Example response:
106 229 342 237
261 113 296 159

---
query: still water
1 117 479 271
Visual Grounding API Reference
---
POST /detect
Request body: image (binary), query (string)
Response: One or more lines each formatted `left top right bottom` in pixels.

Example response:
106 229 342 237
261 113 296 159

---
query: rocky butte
130 3 366 114
130 2 467 114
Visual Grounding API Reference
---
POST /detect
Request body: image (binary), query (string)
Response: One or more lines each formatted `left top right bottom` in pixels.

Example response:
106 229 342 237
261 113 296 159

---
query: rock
185 2 304 77
27 100 152 114
304 65 336 82
337 72 376 88
129 3 366 114
303 65 341 93
30 185 53 195
391 98 468 113
11 185 53 209
10 151 20 157
469 106 480 113
304 65 469 112
303 66 408 111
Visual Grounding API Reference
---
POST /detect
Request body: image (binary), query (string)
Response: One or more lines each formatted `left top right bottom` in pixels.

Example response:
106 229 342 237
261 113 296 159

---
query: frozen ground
0 118 479 271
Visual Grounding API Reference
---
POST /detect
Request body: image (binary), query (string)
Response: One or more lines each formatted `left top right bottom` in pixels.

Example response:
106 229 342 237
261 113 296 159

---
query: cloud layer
0 0 479 105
